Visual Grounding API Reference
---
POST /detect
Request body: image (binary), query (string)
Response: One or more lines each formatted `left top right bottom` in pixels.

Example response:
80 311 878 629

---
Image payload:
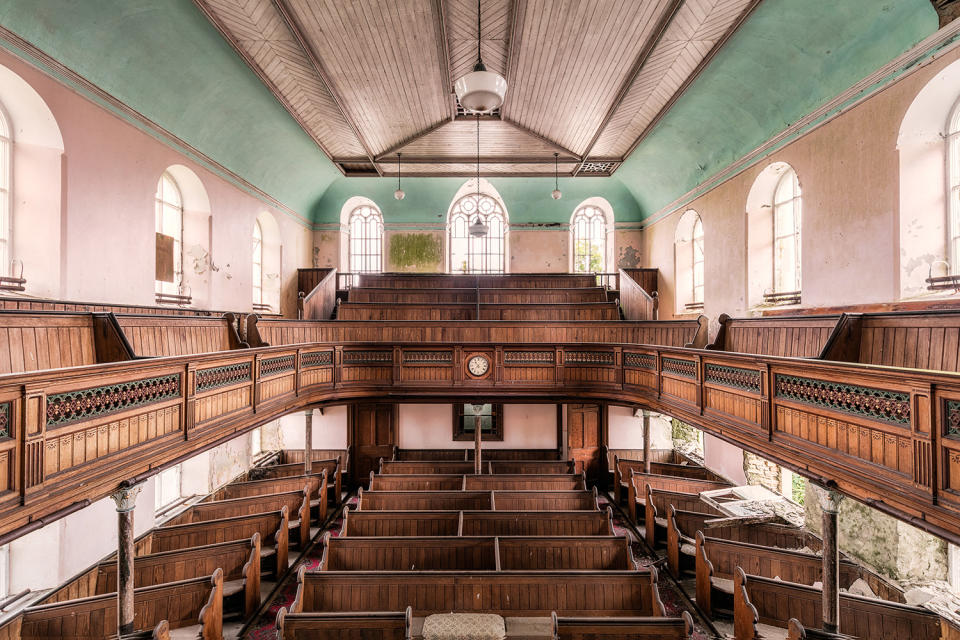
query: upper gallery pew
114 314 245 356
18 569 223 640
348 287 608 304
289 567 666 617
551 612 694 640
318 534 634 571
248 316 709 347
275 607 413 640
340 507 616 537
353 273 602 289
707 313 844 358
0 294 244 317
336 301 621 321
733 567 940 640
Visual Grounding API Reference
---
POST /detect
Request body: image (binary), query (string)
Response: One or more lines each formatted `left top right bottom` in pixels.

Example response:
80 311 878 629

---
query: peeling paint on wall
617 245 641 269
388 232 443 272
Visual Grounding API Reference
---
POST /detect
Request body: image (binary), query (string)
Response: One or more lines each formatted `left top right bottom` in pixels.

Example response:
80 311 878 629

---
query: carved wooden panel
193 387 251 425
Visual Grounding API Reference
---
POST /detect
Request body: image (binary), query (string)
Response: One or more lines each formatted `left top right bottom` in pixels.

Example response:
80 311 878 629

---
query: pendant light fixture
394 153 405 200
469 114 489 238
551 152 562 200
454 0 507 114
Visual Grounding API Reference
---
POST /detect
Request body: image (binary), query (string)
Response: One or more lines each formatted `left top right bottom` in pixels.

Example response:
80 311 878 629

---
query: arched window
571 206 606 273
252 220 263 307
0 106 10 278
154 172 184 298
348 204 383 274
948 103 960 272
674 210 704 313
773 168 802 295
449 193 507 274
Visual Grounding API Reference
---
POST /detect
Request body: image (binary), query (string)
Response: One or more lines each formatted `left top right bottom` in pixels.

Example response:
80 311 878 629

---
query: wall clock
466 354 490 378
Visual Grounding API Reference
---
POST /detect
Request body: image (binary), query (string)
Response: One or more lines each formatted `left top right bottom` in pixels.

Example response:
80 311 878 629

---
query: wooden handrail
618 269 657 321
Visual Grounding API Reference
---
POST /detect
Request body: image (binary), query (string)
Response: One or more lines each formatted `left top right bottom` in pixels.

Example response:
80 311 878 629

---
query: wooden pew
551 611 694 639
94 536 260 618
114 314 244 356
290 568 666 617
787 618 859 639
165 488 310 548
645 486 724 549
336 301 621 321
340 508 615 537
357 489 600 511
0 311 133 374
210 472 329 522
707 314 844 358
377 459 576 475
378 460 475 475
20 569 223 640
275 606 413 640
319 534 633 571
366 473 586 491
249 457 343 505
119 620 171 640
349 286 607 303
391 447 562 462
147 507 289 578
354 273 602 289
613 454 723 503
628 471 731 532
733 567 939 640
490 460 576 474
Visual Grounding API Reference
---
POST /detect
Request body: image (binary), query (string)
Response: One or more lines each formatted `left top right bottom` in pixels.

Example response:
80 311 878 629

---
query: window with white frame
155 173 184 297
692 215 704 304
0 106 10 278
773 168 802 294
571 206 606 273
348 205 383 274
449 193 507 274
948 103 960 273
154 464 182 511
252 220 264 307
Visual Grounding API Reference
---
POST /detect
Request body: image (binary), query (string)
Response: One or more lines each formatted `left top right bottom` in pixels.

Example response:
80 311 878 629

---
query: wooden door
568 404 602 480
350 403 396 482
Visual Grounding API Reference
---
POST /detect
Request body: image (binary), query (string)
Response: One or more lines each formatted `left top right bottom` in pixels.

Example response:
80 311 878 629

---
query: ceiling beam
272 0 383 176
573 0 686 176
619 0 765 163
500 0 523 121
377 155 586 164
191 0 344 173
375 118 452 162
434 0 457 120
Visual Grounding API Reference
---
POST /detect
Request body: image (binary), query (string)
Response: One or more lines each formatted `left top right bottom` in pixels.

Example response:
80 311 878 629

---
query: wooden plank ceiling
195 0 761 177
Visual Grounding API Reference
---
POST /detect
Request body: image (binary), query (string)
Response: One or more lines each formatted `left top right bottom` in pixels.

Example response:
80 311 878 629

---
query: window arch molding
568 197 615 273
446 178 509 274
339 196 383 275
674 209 704 313
746 161 802 308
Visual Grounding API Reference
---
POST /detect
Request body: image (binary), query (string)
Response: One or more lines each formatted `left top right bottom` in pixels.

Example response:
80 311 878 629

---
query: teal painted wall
613 0 937 217
0 0 341 216
312 176 643 224
0 0 939 225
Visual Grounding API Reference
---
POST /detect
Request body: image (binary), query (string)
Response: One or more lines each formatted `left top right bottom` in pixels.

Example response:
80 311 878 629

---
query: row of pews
613 452 943 639
274 447 695 639
1 451 346 639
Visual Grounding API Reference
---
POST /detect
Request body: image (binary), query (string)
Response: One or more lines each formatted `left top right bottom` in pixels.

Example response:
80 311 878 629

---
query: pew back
709 314 842 357
552 612 693 639
275 607 413 640
114 315 236 356
341 509 614 537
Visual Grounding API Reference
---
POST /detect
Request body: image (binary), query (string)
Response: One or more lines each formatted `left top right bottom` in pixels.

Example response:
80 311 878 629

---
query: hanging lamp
469 114 489 238
551 152 562 200
394 153 405 200
454 0 507 114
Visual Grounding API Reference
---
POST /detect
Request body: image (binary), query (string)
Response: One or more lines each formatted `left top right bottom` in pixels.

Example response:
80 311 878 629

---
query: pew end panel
197 567 223 640
243 533 262 618
694 531 714 619
733 567 760 640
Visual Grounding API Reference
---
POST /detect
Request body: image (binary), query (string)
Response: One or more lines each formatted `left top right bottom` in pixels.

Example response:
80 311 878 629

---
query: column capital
813 484 844 513
109 482 144 513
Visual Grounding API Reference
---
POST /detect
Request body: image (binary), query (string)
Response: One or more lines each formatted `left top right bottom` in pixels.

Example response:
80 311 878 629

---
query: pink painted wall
0 49 312 314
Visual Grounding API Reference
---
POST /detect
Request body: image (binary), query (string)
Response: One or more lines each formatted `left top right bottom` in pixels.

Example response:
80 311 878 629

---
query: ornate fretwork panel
775 375 910 427
195 363 252 393
46 375 181 428
705 364 761 392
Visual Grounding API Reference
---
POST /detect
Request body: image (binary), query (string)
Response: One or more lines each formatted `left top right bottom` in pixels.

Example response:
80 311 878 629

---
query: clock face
467 355 490 377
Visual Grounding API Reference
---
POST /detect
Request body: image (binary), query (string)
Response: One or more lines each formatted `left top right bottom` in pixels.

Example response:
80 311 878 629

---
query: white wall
280 406 349 449
607 406 672 449
703 434 747 484
398 404 557 449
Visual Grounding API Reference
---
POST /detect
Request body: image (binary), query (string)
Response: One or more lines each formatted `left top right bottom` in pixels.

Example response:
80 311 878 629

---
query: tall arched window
155 172 184 298
674 209 704 313
947 103 960 272
773 168 802 295
252 220 263 307
571 206 606 273
0 106 10 278
449 193 507 274
348 204 383 274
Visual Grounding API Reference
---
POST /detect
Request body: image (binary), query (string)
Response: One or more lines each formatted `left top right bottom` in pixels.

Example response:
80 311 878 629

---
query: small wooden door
350 403 396 482
568 403 602 479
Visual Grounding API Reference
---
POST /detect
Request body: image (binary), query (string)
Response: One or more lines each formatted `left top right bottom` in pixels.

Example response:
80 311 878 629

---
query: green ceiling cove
0 0 940 225
614 0 938 219
0 0 341 218
313 176 643 225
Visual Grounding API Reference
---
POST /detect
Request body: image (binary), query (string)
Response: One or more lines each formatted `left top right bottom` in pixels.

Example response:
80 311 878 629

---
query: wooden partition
114 315 242 356
707 313 843 358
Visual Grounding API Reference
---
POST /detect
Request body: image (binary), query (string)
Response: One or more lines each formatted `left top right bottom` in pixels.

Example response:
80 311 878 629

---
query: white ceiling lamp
469 114 489 238
454 0 507 114
394 153 405 200
551 152 562 200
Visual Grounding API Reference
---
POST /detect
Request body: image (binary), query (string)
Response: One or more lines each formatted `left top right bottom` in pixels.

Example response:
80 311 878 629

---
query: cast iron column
817 485 844 633
304 409 313 475
110 482 144 635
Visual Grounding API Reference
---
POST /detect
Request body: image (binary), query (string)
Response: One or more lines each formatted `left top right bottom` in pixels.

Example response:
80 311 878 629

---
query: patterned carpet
246 493 717 639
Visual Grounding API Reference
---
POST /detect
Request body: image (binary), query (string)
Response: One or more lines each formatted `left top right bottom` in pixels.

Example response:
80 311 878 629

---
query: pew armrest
198 568 224 640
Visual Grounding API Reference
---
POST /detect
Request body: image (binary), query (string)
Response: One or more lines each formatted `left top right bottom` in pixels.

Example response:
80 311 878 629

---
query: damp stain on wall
388 232 443 272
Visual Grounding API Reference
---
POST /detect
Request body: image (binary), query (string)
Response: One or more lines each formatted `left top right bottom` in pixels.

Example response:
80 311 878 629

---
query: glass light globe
394 189 405 200
455 70 507 113
551 189 562 200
